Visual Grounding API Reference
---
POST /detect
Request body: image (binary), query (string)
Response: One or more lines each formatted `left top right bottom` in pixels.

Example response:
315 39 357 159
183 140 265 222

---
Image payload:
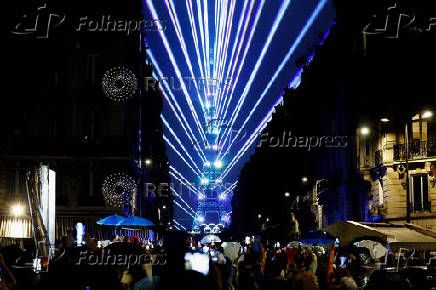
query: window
55 172 67 205
377 179 384 206
412 174 429 212
56 171 65 197
7 169 27 197
79 171 103 206
411 113 428 142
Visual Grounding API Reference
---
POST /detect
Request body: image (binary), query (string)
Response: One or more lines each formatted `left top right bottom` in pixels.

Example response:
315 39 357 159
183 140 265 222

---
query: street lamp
301 177 308 183
423 111 433 119
284 192 290 197
360 127 370 135
380 118 390 122
257 214 261 219
11 204 24 216
145 159 152 166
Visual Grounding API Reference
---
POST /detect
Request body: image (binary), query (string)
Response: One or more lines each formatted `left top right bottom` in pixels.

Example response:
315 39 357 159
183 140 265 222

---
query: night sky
142 0 336 229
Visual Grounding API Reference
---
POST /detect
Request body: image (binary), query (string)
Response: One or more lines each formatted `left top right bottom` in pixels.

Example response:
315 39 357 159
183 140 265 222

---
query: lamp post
313 179 328 203
404 122 410 223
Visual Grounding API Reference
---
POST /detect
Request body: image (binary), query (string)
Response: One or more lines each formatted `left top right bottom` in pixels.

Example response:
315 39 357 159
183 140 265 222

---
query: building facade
359 111 436 229
1 1 172 244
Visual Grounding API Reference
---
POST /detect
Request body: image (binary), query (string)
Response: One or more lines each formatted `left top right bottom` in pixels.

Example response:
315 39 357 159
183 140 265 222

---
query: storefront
326 220 436 251
0 216 152 246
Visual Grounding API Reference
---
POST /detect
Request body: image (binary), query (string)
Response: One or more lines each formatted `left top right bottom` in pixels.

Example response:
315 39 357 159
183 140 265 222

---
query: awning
0 216 151 242
326 221 436 251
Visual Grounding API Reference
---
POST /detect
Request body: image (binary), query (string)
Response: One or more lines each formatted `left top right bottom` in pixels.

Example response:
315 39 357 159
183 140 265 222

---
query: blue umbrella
96 214 126 225
300 230 335 245
115 216 154 227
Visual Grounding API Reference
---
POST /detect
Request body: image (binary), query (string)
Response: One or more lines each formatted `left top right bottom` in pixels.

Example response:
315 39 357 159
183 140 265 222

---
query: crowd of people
180 236 360 290
1 230 435 289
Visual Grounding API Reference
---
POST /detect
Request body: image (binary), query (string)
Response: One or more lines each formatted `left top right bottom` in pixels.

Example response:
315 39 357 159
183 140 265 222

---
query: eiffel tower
192 97 231 233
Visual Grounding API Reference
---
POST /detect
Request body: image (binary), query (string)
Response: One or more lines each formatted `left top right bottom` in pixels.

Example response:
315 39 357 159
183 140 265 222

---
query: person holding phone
292 250 319 290
234 246 245 266
252 236 266 274
227 246 245 289
0 253 16 290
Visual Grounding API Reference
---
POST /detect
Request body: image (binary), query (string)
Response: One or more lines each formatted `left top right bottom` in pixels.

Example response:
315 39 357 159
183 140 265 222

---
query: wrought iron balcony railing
393 140 436 161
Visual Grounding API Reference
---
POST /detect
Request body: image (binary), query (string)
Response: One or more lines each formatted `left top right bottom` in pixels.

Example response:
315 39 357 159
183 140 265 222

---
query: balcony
393 139 436 161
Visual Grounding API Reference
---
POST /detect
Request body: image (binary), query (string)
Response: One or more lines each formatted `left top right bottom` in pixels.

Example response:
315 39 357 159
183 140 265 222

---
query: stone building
358 111 436 229
0 1 171 244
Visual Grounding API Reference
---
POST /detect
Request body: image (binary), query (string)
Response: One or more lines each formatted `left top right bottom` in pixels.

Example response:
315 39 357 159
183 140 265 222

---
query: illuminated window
377 180 384 206
411 113 428 141
412 175 429 212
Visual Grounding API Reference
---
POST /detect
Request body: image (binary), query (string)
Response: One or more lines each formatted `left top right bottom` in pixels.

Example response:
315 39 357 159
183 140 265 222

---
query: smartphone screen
244 246 248 253
239 247 244 254
184 252 209 275
339 256 347 267
245 236 250 244
210 249 218 262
